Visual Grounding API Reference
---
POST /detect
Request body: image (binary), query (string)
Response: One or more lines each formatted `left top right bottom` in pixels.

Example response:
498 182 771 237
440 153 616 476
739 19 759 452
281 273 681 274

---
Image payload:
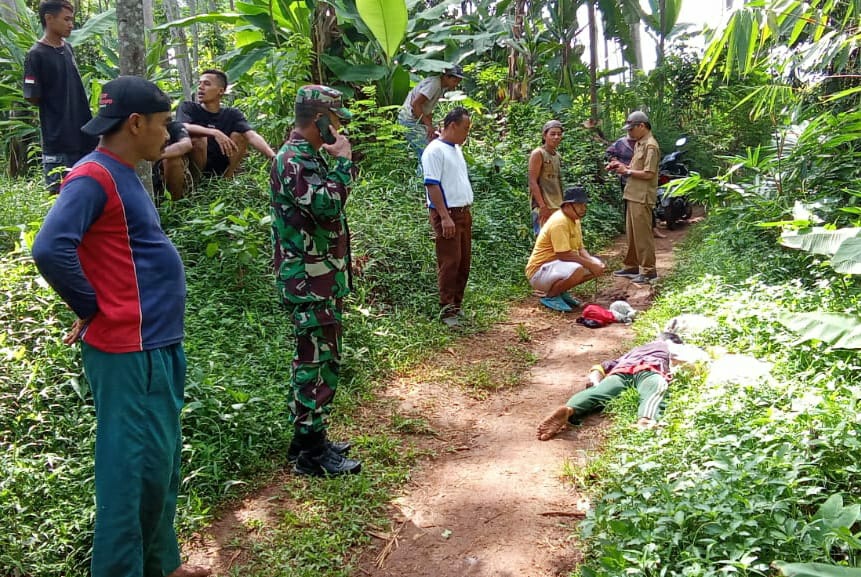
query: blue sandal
540 295 573 312
560 292 581 308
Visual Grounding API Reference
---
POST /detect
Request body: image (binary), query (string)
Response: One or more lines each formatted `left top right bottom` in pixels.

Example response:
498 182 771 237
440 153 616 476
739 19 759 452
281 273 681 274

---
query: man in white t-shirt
421 107 473 328
399 66 465 160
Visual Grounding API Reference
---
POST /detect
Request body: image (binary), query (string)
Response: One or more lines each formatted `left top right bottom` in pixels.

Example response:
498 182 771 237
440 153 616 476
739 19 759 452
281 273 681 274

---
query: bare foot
653 228 667 239
167 565 212 577
537 406 574 441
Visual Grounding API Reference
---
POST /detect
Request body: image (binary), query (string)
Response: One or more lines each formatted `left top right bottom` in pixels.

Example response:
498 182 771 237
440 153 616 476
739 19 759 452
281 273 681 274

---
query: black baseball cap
82 76 171 136
561 186 589 204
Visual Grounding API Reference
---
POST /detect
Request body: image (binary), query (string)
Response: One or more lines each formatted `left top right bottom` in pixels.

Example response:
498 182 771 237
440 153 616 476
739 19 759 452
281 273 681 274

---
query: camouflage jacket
270 130 356 304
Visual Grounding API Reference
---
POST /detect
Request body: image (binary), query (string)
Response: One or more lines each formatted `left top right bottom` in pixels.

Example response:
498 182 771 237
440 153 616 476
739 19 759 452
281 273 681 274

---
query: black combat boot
292 430 362 477
287 436 351 463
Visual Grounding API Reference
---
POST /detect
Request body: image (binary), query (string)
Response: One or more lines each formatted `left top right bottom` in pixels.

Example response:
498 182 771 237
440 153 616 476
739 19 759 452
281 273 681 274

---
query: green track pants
82 342 185 577
565 370 668 421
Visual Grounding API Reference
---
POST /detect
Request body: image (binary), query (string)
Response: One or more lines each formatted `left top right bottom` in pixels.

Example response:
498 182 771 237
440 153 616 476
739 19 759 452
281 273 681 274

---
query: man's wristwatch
625 169 633 177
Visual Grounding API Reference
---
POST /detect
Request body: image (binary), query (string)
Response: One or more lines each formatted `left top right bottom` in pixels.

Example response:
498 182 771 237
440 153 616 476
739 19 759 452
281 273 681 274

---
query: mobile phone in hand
315 115 337 145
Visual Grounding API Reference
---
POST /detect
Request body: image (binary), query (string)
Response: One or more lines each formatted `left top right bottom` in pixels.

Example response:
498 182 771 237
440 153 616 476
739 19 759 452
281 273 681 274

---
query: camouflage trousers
287 300 343 435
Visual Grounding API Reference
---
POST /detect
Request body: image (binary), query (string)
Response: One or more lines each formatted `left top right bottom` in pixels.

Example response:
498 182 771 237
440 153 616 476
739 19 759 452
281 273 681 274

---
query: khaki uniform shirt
623 133 660 206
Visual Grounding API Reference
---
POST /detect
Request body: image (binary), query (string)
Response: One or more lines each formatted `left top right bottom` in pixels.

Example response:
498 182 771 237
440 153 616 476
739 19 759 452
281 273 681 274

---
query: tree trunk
163 0 195 101
507 0 527 102
657 0 666 67
189 0 200 73
116 0 154 194
629 20 643 71
312 2 338 84
586 1 599 122
142 0 154 44
603 34 609 84
0 0 18 22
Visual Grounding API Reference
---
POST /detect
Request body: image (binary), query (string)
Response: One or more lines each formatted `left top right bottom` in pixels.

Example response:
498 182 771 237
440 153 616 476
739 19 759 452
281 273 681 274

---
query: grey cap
623 110 649 130
444 65 465 79
542 120 563 134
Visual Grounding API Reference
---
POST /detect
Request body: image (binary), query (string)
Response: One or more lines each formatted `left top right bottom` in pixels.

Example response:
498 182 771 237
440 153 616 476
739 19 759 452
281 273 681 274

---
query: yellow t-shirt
525 209 584 279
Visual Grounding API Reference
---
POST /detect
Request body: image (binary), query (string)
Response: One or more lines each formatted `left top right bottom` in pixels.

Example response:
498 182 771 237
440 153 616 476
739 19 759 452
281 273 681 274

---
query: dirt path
355 225 689 577
184 220 694 577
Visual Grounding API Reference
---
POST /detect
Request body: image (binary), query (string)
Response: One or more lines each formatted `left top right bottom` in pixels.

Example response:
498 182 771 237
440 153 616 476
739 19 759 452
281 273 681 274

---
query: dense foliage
1 0 859 575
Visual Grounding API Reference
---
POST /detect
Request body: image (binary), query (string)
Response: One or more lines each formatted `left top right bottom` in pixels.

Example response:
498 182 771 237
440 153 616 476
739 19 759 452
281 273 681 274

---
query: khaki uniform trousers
623 200 656 275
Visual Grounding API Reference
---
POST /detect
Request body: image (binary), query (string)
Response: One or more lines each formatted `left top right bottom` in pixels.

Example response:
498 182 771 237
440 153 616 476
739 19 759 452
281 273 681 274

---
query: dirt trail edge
183 221 695 577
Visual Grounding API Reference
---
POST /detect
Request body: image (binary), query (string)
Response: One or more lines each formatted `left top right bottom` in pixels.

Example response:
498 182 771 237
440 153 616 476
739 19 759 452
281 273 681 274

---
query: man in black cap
31 76 210 577
525 186 606 312
607 111 661 284
398 66 465 160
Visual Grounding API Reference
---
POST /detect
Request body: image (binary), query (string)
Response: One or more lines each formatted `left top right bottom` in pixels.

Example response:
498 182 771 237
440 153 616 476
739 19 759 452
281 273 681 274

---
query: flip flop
560 292 581 308
540 296 573 312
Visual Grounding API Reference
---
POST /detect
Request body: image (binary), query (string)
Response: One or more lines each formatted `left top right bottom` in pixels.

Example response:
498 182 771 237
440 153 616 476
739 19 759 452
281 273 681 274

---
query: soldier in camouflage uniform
270 85 361 476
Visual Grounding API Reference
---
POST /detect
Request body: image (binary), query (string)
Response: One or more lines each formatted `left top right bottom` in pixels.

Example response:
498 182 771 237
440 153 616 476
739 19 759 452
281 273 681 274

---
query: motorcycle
654 137 693 230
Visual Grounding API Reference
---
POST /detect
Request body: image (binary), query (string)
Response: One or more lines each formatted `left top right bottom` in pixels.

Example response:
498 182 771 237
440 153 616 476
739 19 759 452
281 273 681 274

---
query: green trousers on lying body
565 370 668 422
82 342 185 577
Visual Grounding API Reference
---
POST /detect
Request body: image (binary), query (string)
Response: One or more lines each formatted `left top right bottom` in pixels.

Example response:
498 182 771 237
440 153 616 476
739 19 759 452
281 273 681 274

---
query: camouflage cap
295 85 352 120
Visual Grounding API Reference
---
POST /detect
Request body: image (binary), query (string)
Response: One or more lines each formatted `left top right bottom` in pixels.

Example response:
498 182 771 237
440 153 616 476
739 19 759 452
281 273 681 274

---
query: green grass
573 213 861 577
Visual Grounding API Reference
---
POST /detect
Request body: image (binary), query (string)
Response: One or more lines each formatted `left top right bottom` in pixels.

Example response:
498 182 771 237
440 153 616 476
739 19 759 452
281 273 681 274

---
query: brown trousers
429 207 472 315
623 200 656 275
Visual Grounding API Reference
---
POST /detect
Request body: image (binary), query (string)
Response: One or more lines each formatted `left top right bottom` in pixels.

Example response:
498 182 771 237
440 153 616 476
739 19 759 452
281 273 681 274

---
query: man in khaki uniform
608 111 661 284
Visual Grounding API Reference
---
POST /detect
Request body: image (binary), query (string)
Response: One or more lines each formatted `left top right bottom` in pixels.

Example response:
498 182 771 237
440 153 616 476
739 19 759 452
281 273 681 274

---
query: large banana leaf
775 562 861 577
832 237 861 275
778 313 861 350
223 44 272 82
152 13 246 31
69 8 116 47
320 54 388 82
396 54 451 73
356 0 407 62
644 0 682 37
779 227 861 256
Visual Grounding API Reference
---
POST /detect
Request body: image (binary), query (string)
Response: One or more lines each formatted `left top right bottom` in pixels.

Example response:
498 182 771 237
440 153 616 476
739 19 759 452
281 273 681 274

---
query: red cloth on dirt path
580 304 616 327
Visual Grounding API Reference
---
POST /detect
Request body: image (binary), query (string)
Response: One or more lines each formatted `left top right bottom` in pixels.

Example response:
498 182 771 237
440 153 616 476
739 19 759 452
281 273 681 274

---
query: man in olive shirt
528 120 564 234
608 111 661 284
